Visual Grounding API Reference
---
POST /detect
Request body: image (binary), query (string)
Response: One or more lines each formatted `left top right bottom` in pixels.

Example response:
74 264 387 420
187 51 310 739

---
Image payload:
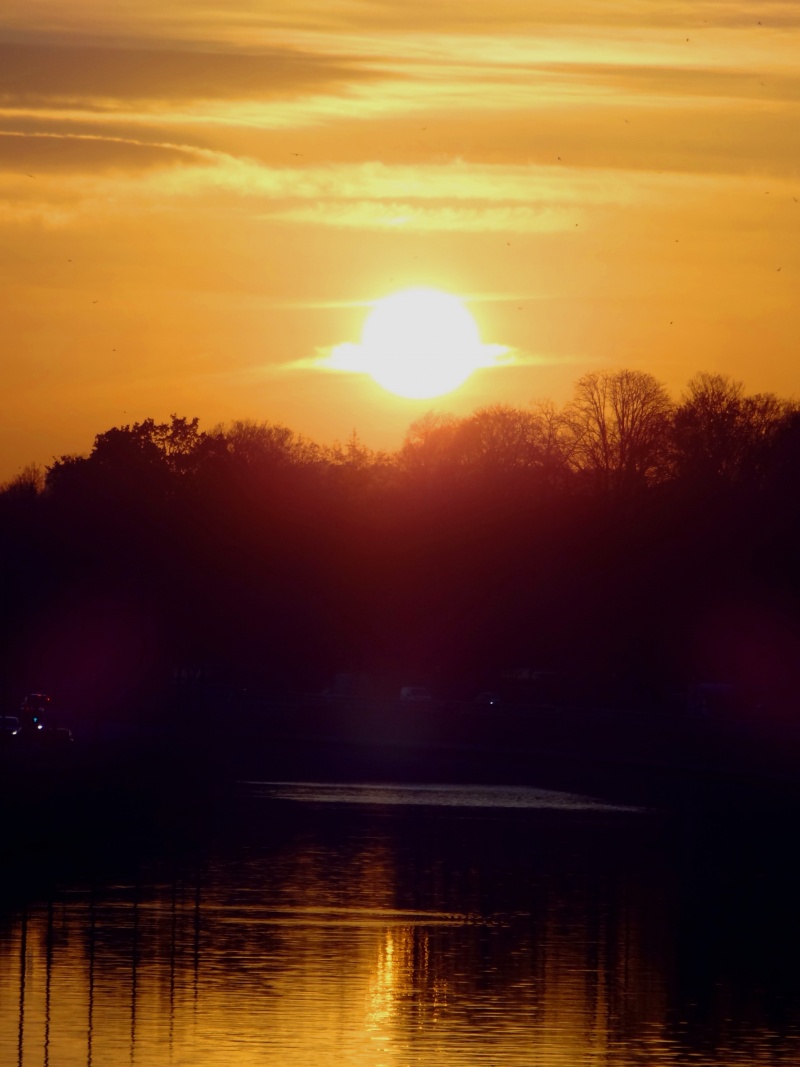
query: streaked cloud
3 137 797 239
0 129 215 172
0 41 381 108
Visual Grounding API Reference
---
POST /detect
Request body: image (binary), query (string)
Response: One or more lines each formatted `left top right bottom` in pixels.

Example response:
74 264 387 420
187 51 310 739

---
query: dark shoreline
3 721 800 918
4 697 800 857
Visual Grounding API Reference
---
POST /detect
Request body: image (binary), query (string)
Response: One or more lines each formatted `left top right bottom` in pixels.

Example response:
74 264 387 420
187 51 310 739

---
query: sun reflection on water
2 786 800 1067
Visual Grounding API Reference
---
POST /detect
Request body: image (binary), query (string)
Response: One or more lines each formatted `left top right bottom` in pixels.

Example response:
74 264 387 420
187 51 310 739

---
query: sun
359 288 492 399
321 287 509 397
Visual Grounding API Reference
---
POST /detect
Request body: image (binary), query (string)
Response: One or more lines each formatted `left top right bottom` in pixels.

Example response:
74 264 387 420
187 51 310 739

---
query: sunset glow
1 1 799 479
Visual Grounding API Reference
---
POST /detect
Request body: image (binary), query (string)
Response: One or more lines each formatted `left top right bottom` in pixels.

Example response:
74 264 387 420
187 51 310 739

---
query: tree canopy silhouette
2 369 800 723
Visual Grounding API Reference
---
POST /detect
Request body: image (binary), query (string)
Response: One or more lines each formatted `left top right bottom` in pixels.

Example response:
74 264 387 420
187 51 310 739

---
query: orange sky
1 1 799 482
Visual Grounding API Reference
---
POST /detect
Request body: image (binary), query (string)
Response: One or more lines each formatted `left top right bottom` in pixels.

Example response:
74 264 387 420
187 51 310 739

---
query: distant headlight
37 723 43 730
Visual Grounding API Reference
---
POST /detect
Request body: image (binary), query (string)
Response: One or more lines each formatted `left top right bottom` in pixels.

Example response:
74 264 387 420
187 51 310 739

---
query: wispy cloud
0 128 219 172
0 40 381 108
268 201 582 234
3 136 797 237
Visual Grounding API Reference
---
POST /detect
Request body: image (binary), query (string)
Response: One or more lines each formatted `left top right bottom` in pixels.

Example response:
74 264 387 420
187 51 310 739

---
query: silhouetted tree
5 365 800 725
673 373 796 488
221 419 321 470
150 415 214 478
528 400 576 491
459 405 542 470
672 372 746 486
45 417 201 503
398 412 463 489
0 463 44 500
564 369 674 494
397 404 573 496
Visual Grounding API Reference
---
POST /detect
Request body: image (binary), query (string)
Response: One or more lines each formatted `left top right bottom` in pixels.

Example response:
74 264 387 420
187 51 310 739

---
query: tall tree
398 412 462 485
673 372 794 487
564 369 673 494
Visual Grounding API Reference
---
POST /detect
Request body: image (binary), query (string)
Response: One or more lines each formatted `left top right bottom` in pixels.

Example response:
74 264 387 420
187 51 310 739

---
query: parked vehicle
17 694 73 741
20 693 51 732
0 715 21 737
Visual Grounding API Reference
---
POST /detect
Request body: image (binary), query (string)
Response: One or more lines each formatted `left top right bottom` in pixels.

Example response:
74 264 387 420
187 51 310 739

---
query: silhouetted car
0 715 21 737
20 693 51 732
17 694 75 742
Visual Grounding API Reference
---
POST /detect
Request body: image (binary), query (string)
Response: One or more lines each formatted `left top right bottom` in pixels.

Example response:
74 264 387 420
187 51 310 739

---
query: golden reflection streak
366 925 430 1063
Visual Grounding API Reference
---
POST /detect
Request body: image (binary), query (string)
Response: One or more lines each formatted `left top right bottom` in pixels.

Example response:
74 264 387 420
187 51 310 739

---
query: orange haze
1 1 799 481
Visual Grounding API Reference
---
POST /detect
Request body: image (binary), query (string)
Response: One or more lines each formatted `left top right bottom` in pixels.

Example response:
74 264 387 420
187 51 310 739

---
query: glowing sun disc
361 288 486 399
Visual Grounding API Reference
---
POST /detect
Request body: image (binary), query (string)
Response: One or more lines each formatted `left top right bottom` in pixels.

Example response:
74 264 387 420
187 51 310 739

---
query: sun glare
359 288 495 399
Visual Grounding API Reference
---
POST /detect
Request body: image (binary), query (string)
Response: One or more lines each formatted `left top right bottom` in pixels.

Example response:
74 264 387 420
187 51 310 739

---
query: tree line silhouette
2 369 800 725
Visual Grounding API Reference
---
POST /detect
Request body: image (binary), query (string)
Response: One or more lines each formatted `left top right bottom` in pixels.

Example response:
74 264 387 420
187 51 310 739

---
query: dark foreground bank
3 695 800 870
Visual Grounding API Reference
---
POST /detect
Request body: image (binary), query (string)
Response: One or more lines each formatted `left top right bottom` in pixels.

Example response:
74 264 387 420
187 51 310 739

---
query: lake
2 779 799 1066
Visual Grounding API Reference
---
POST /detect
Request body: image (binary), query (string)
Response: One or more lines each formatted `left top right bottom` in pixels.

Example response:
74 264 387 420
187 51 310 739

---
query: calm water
2 780 800 1066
